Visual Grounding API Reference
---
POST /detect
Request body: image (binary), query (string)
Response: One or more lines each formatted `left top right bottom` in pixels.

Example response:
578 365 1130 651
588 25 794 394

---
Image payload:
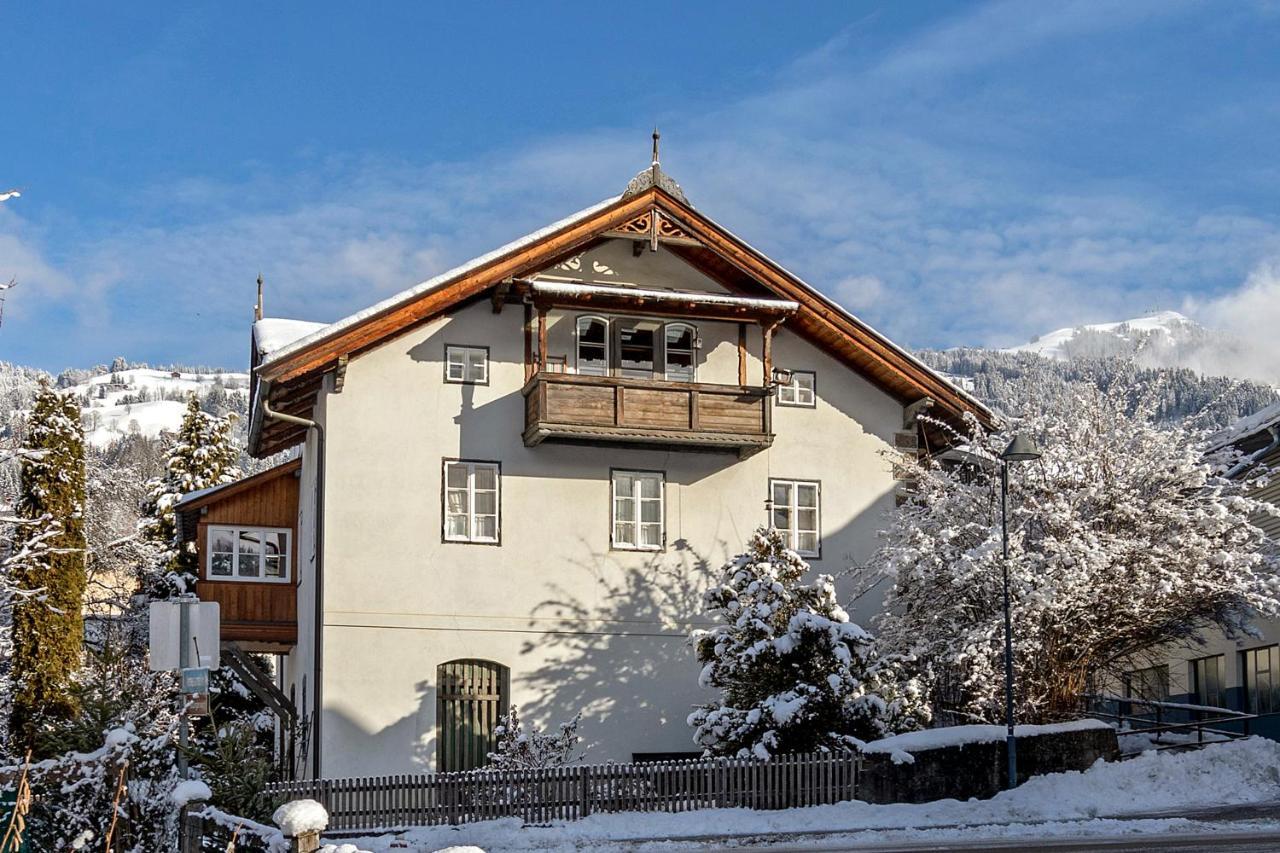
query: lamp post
999 433 1041 790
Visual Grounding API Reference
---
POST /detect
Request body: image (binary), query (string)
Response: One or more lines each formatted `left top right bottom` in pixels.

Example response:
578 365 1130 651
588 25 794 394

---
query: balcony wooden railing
522 372 772 455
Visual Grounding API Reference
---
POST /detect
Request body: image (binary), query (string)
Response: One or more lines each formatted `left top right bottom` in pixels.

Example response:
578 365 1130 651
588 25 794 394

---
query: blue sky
4 1 1280 373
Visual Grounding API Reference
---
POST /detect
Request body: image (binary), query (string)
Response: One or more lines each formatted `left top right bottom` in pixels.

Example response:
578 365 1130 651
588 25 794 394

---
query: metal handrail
1078 692 1257 753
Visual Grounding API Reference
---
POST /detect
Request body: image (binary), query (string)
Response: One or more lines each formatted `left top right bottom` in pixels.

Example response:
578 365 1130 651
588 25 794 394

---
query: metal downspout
262 388 326 778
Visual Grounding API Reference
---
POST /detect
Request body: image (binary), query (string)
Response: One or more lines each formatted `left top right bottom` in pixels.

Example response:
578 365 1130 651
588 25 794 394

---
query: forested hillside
918 348 1280 431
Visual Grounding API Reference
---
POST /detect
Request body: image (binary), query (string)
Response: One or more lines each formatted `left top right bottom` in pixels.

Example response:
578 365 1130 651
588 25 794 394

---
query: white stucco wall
308 241 907 776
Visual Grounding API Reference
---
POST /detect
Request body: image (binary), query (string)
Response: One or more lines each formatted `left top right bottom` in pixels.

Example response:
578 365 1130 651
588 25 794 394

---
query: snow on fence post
273 799 328 853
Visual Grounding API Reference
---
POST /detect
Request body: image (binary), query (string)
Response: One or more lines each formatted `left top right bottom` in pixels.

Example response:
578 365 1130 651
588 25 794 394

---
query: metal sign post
149 599 220 780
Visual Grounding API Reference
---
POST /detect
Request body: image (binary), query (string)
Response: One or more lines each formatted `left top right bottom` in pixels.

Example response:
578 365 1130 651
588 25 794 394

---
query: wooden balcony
195 579 297 650
522 372 773 455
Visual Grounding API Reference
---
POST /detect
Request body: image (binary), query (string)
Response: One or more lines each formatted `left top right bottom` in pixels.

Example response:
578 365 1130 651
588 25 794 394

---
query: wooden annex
174 457 301 650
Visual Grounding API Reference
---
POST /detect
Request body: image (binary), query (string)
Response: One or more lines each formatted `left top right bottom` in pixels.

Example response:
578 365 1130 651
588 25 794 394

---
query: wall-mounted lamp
770 367 794 389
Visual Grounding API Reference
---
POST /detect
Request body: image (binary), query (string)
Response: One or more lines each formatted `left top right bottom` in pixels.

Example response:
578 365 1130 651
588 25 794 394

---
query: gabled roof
173 457 302 541
248 160 995 456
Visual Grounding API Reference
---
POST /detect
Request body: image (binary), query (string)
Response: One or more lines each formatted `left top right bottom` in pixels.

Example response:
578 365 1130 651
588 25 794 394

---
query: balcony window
209 525 291 583
444 460 500 544
664 323 696 382
612 470 664 550
777 371 816 407
770 479 820 557
616 320 658 379
445 345 488 384
576 316 609 376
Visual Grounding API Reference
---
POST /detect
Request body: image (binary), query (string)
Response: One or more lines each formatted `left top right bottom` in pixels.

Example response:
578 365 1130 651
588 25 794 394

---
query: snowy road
751 828 1280 851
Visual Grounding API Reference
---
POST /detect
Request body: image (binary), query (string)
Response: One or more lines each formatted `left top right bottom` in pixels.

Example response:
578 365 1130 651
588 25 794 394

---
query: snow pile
169 779 212 806
273 799 329 835
320 844 373 853
330 738 1280 851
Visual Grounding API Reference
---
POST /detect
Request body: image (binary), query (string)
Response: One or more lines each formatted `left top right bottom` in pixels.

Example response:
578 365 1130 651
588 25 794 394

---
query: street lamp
999 432 1041 790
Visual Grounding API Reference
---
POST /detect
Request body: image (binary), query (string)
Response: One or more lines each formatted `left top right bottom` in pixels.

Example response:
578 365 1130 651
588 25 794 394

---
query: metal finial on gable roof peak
622 127 689 206
255 273 264 321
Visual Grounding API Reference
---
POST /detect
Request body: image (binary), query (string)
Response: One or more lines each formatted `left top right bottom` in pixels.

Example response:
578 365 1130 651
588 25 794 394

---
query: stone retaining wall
859 725 1119 804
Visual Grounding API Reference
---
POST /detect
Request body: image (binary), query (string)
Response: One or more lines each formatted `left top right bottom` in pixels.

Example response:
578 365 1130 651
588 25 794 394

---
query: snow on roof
254 318 329 357
1209 400 1280 451
528 279 799 311
252 189 992 421
257 196 622 370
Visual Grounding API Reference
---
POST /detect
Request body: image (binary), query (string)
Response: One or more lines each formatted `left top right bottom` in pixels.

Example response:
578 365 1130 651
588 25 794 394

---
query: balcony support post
524 302 534 381
738 323 747 386
537 306 548 374
761 321 776 387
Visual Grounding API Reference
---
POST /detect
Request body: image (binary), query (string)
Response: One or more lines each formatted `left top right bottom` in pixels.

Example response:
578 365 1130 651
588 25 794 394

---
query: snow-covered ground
327 738 1280 852
65 367 249 446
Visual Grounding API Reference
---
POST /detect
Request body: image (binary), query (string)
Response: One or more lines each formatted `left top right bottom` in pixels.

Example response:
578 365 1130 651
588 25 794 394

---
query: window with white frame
575 316 609 376
208 526 291 583
444 460 500 543
663 323 696 382
445 345 488 384
770 479 820 556
776 371 816 407
612 470 664 550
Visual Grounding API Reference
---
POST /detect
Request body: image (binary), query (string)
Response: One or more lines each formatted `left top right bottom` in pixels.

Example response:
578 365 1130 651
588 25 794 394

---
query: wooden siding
192 463 300 649
522 373 772 454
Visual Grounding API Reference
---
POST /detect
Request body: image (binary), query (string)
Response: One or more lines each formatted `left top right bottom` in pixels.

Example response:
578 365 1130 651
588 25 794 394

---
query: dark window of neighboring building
1242 646 1280 714
1190 654 1226 709
1124 664 1169 702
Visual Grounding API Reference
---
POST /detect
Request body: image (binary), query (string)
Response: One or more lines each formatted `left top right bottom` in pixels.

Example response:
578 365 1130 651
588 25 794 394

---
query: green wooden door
437 659 509 772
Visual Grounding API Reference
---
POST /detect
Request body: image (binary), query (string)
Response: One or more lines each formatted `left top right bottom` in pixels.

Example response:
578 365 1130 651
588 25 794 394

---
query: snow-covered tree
139 395 239 590
871 378 1280 724
487 705 582 770
27 629 184 851
9 383 87 751
689 528 928 759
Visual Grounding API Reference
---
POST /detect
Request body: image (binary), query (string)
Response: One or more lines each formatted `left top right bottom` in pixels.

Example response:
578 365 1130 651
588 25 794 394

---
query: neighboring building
185 147 993 778
1126 404 1280 737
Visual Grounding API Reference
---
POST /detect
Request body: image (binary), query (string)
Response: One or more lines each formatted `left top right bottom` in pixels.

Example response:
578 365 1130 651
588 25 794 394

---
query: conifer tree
688 528 928 759
9 383 87 749
139 394 239 589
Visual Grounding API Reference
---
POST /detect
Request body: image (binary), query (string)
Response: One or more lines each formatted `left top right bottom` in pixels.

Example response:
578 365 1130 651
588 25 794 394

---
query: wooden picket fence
264 751 860 832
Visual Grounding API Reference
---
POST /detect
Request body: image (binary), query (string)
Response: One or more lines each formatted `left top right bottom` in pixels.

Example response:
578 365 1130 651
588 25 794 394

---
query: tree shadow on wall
516 537 720 760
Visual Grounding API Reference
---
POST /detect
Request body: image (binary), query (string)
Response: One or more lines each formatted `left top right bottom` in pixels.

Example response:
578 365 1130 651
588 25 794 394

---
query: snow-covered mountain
68 368 249 447
0 362 248 448
1001 309 1275 385
1004 310 1211 362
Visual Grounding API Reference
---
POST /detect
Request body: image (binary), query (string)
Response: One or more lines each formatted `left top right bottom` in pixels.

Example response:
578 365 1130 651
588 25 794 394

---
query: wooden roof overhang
249 185 994 457
520 279 799 324
173 457 303 541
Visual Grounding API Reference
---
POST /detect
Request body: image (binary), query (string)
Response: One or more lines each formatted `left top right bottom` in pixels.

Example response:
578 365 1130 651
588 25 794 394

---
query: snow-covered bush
25 636 184 851
871 377 1280 723
689 528 928 759
486 705 581 770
